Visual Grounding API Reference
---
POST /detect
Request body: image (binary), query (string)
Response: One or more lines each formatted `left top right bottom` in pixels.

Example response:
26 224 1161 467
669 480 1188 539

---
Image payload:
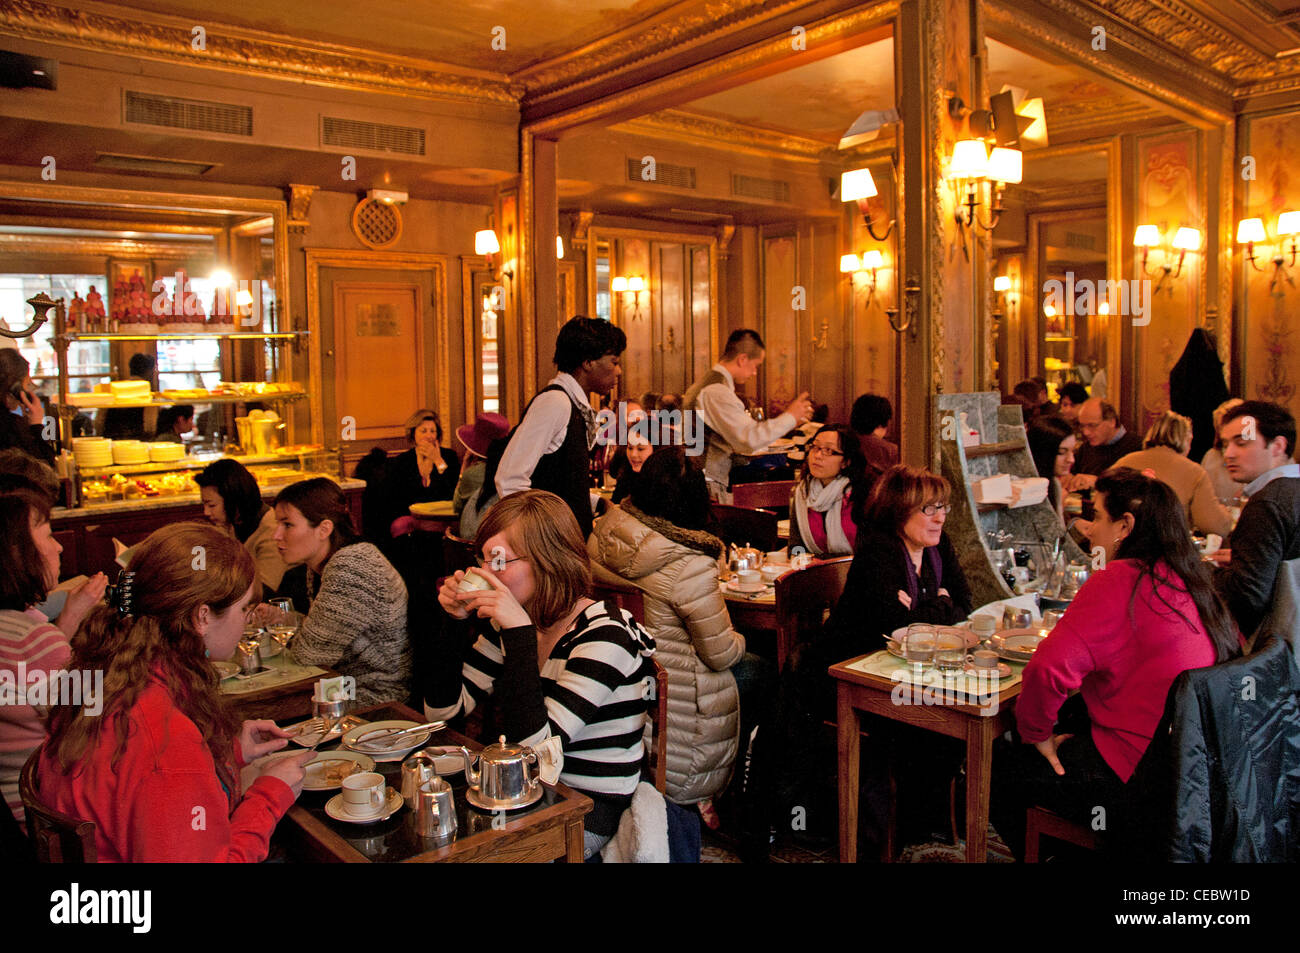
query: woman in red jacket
38 523 315 862
991 468 1238 859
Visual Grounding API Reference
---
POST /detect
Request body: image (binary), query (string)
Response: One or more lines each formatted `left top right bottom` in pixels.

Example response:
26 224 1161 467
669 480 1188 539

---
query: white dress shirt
495 372 594 498
693 364 797 487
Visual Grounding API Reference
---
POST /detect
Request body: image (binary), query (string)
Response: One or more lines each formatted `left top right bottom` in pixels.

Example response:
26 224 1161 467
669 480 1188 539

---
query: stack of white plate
149 443 186 463
111 440 150 466
73 437 113 469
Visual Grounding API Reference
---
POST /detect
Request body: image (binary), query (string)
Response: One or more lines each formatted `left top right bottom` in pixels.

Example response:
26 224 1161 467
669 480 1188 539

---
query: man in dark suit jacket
1068 397 1142 490
850 392 900 473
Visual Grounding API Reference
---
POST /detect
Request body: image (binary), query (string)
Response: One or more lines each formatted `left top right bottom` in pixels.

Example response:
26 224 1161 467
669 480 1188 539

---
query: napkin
315 675 348 702
533 736 563 785
969 592 1040 624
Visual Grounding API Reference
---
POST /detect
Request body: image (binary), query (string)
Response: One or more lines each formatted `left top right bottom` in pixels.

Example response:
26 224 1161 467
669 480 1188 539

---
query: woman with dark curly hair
38 522 315 861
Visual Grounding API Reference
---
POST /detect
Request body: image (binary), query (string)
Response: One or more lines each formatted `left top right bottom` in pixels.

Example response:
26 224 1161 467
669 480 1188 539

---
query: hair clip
112 569 136 617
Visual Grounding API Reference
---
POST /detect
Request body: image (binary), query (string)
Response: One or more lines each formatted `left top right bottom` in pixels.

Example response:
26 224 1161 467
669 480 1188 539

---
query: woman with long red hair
38 522 315 862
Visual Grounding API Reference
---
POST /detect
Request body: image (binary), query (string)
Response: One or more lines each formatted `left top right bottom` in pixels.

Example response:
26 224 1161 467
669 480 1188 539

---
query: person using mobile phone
0 349 54 466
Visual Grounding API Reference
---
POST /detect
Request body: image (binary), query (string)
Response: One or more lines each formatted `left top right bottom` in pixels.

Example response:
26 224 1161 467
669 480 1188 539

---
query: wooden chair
645 658 669 794
19 747 97 863
1024 805 1098 861
709 503 780 553
773 556 853 670
590 561 647 626
731 480 795 514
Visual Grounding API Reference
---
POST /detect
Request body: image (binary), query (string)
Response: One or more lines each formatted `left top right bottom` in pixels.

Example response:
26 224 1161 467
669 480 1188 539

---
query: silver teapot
728 543 763 574
450 736 542 811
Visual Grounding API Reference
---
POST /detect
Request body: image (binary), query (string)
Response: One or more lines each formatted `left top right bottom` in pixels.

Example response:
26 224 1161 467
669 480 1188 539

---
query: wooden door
331 280 424 442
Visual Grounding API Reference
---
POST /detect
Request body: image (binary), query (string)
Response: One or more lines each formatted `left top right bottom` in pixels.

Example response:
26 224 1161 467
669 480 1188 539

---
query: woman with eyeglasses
823 463 972 652
787 424 874 558
272 478 412 707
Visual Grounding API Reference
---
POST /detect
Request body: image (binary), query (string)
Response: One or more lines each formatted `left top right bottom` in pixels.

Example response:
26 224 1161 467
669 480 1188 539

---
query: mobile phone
9 382 25 402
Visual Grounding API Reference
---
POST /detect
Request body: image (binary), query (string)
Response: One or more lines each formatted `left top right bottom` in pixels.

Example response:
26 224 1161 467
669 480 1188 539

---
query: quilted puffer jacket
1124 634 1300 861
589 503 745 804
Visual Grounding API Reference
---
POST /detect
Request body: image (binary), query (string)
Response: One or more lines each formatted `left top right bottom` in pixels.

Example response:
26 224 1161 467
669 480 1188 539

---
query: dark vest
682 368 735 486
477 384 594 538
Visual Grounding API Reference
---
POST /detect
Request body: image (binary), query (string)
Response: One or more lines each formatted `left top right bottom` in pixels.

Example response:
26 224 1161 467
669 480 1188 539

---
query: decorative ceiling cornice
616 109 836 163
0 0 520 106
1049 96 1170 138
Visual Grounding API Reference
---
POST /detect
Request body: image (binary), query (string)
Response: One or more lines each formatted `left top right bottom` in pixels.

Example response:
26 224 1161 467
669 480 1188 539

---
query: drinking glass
933 628 966 674
268 610 299 652
970 615 997 644
903 624 936 674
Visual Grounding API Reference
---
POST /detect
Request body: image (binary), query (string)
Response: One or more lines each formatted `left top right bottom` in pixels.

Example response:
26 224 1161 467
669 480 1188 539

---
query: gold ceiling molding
518 0 809 106
525 2 898 139
0 234 215 259
1100 0 1289 82
617 109 834 164
0 0 518 106
1049 97 1168 137
985 0 1235 121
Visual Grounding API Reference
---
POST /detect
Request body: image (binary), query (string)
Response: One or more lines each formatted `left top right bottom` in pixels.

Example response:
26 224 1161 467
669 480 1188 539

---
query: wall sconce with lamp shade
475 228 514 279
1237 212 1299 294
1134 224 1200 294
841 249 887 308
840 168 896 241
949 140 1022 237
611 275 648 320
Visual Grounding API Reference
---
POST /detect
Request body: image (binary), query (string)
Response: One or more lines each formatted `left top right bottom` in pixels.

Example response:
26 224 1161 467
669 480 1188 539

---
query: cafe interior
1 0 1298 868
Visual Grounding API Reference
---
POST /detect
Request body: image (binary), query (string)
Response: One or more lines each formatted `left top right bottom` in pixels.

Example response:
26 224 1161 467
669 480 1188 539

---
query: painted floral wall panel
1135 130 1202 430
1241 109 1300 412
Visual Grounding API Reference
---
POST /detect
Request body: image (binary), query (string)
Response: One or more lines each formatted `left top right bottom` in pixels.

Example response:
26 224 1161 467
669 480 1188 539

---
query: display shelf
67 331 305 342
964 440 1024 458
75 450 298 478
67 390 306 409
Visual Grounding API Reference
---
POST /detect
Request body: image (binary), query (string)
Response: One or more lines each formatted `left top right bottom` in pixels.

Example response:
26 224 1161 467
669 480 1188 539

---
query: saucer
726 580 767 594
325 786 403 824
962 661 1013 678
465 785 543 812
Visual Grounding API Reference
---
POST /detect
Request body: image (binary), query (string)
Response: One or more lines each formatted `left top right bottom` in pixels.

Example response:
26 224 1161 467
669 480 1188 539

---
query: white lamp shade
209 268 234 288
1044 303 1057 317
861 250 885 270
993 275 1011 292
840 168 878 202
1237 218 1266 244
1133 225 1161 248
839 254 861 273
1173 227 1201 251
1278 211 1300 236
610 276 628 293
1098 301 1110 316
234 289 255 307
475 229 500 255
988 147 1023 184
556 235 565 258
627 276 645 293
949 140 989 180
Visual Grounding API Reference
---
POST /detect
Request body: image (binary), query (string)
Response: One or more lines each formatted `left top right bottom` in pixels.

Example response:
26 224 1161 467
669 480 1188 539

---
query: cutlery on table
350 721 447 749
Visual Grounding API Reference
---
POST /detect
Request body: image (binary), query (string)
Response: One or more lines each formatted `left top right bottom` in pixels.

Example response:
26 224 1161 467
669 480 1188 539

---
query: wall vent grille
124 90 252 136
731 174 790 203
322 116 426 155
626 158 696 189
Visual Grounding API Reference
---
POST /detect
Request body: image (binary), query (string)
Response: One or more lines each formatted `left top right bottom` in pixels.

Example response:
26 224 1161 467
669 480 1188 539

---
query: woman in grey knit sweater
273 478 411 706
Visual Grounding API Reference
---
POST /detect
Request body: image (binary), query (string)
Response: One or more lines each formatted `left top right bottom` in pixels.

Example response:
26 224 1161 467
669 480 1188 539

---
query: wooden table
829 654 1022 863
275 703 593 863
721 581 778 647
222 658 341 722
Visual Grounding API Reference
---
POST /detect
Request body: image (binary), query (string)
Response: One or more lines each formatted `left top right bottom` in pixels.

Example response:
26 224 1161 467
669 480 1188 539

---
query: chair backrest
731 480 796 513
644 658 669 794
19 747 97 863
442 532 478 577
773 556 853 670
590 561 647 626
709 503 780 552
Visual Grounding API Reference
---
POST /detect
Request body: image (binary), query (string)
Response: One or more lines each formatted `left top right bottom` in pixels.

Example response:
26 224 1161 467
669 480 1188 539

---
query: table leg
562 818 584 863
964 716 996 862
836 685 860 863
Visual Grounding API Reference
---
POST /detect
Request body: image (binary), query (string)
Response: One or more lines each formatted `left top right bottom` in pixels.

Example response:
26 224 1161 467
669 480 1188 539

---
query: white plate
302 751 376 792
991 630 1045 660
342 720 437 761
287 714 368 747
212 661 239 680
726 580 767 594
324 786 403 824
889 626 979 649
433 752 465 775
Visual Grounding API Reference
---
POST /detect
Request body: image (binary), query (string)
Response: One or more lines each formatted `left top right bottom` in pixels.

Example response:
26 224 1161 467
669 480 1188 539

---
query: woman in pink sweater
37 523 316 862
991 468 1238 859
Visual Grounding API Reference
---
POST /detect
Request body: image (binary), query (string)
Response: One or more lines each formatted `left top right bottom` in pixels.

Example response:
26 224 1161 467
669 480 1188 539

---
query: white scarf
794 475 852 556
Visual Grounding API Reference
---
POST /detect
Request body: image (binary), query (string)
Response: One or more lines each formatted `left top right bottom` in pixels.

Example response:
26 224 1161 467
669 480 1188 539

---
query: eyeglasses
475 554 527 570
920 503 952 517
808 444 844 458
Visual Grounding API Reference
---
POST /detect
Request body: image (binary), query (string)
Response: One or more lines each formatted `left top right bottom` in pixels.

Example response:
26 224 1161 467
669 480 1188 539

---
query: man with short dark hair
1058 382 1089 427
1068 397 1142 490
491 316 626 537
1212 400 1300 637
849 392 899 471
683 329 812 501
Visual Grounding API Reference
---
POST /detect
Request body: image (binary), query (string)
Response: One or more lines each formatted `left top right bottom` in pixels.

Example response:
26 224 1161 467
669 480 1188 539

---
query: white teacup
766 549 789 566
760 565 785 584
341 771 387 817
457 570 493 593
736 569 761 588
790 553 814 571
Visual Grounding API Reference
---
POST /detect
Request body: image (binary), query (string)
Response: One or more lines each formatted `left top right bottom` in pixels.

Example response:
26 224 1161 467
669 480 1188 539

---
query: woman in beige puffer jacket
589 500 744 804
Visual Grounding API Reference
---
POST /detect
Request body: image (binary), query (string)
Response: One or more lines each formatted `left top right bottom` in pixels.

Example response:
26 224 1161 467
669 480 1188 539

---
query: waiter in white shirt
490 316 626 538
682 328 812 503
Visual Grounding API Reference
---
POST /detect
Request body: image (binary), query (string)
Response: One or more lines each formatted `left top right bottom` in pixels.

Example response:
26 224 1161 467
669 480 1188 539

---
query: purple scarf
901 543 943 606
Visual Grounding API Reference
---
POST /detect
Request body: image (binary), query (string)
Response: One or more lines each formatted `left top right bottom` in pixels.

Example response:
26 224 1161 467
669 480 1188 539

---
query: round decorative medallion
351 198 403 250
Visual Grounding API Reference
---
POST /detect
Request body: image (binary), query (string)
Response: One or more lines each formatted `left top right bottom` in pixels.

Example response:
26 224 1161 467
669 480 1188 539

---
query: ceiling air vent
321 116 426 156
124 90 252 136
94 153 218 177
626 158 696 189
731 174 790 203
1065 231 1097 251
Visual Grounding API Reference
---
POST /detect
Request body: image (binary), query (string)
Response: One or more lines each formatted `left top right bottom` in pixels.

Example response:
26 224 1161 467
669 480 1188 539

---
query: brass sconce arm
884 277 921 335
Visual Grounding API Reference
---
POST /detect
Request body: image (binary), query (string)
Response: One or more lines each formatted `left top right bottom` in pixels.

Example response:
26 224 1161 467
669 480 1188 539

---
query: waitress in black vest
489 316 626 539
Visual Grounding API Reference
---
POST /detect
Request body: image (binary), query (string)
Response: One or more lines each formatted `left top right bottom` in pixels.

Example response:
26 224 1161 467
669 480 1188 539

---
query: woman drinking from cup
990 467 1238 859
430 489 656 859
274 478 411 707
787 424 873 558
37 523 315 861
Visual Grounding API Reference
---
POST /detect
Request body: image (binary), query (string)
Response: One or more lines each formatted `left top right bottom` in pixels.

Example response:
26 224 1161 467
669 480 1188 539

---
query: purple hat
456 412 510 458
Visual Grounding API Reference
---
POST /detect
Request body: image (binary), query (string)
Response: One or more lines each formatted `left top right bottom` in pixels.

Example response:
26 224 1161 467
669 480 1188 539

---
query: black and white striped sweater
426 600 656 835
